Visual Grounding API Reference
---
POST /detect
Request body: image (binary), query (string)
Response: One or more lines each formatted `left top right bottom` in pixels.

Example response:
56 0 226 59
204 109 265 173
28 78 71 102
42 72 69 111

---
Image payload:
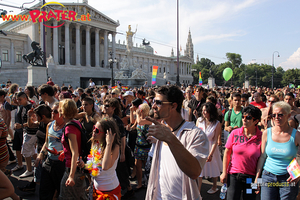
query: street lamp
176 0 180 86
272 51 280 88
109 51 117 87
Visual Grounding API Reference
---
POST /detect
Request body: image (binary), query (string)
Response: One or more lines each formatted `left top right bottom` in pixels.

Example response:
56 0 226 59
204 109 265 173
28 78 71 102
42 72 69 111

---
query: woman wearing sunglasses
79 118 121 199
220 105 262 200
256 101 300 200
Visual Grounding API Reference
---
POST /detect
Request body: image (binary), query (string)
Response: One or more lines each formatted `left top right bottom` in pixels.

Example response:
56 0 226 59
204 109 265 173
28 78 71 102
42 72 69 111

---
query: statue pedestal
27 65 47 87
208 77 215 88
245 80 249 89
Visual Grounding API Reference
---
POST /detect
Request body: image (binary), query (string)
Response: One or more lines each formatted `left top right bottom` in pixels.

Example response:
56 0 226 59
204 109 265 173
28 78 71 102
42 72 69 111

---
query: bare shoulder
262 129 268 141
295 130 300 146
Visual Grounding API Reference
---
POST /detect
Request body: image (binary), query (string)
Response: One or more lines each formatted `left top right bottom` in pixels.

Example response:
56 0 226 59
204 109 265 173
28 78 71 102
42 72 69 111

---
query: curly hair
200 102 218 122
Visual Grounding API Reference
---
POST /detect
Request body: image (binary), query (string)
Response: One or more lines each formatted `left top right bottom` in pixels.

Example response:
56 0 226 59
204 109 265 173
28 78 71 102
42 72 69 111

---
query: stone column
112 32 116 69
53 21 58 64
75 23 81 66
39 22 44 50
95 28 100 67
10 40 14 65
85 26 91 67
64 21 70 65
104 30 108 68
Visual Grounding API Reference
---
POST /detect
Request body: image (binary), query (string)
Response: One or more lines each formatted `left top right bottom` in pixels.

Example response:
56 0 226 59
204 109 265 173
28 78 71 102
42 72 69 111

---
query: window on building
150 66 152 72
16 51 22 62
159 68 161 73
164 67 165 73
2 50 8 61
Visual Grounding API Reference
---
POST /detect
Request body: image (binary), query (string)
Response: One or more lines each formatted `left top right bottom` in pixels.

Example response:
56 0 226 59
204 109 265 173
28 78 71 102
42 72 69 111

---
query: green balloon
223 67 233 81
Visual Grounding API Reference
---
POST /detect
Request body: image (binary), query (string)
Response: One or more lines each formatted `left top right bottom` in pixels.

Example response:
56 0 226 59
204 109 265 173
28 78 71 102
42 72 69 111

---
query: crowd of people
0 78 300 200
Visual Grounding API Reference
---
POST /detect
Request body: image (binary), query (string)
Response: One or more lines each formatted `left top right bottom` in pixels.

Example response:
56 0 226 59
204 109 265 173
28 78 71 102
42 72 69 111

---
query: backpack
63 120 89 162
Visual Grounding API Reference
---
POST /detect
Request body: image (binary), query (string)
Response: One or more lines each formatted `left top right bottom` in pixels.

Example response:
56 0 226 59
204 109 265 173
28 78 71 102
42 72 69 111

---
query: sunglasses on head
93 125 105 134
242 115 253 120
153 100 172 106
271 113 284 118
52 109 59 114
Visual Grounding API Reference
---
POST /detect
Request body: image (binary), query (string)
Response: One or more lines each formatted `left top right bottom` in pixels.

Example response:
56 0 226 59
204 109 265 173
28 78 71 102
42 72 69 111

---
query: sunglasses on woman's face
93 125 105 134
271 113 284 118
242 115 253 120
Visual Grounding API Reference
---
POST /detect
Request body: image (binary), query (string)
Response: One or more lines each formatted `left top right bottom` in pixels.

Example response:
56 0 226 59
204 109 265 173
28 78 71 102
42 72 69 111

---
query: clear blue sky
1 0 299 70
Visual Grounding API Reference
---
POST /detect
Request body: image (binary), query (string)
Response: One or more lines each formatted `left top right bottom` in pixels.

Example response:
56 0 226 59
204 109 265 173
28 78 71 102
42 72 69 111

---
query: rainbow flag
199 72 202 85
152 66 158 85
121 86 128 90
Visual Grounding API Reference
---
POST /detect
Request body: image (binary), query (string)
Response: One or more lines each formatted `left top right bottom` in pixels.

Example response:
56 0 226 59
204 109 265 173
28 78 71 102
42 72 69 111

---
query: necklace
172 119 185 132
86 143 103 177
54 121 65 131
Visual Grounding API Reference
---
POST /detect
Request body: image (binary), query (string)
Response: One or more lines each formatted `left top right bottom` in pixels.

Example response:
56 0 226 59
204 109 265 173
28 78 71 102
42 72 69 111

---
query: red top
61 120 82 168
47 81 55 86
250 101 266 109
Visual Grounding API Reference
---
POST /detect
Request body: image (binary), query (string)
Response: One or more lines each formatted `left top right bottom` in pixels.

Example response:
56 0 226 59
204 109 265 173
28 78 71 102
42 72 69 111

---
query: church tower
184 29 194 61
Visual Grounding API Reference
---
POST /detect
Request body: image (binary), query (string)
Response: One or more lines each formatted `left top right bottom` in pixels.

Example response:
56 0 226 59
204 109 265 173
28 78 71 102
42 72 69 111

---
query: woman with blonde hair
131 103 152 191
58 99 87 199
256 101 300 199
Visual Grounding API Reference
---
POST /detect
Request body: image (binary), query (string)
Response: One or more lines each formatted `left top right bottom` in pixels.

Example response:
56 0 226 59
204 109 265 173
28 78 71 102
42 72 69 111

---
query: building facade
0 1 194 88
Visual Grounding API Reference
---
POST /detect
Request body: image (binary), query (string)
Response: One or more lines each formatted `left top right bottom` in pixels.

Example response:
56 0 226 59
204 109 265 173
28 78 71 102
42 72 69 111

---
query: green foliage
193 53 289 88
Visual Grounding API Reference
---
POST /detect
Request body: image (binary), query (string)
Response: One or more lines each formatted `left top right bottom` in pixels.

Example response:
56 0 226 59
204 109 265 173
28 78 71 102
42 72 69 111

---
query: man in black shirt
188 86 205 123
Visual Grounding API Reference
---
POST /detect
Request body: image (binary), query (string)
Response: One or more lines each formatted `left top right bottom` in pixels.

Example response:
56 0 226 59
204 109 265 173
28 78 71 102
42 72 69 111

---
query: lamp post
109 51 117 87
176 0 180 86
272 51 280 88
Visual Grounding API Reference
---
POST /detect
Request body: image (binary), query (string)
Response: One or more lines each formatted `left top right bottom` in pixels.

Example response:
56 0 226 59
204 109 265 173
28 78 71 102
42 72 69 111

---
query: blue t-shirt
264 128 298 175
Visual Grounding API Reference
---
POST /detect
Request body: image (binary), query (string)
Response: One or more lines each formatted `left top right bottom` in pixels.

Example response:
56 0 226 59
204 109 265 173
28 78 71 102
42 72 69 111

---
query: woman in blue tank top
256 101 300 200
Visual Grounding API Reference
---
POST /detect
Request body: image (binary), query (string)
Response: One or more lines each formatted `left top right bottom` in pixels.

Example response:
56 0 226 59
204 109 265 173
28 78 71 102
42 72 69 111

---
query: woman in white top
79 117 121 199
196 102 222 194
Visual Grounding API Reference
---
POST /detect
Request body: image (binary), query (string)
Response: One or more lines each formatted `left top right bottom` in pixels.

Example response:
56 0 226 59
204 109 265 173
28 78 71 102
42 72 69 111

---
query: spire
171 48 174 57
184 29 194 60
196 54 199 63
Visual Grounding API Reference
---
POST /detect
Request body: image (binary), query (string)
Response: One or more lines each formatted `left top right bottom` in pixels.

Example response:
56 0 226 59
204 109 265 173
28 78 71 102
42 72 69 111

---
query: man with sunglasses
145 85 209 200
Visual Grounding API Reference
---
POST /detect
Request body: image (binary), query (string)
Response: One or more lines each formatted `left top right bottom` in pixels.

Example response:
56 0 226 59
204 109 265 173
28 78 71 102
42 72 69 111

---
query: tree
226 53 242 69
192 58 215 84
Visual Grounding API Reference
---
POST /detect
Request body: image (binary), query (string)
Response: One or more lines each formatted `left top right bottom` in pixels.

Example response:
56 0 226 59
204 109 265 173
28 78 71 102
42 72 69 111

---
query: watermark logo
247 178 295 194
1 2 91 28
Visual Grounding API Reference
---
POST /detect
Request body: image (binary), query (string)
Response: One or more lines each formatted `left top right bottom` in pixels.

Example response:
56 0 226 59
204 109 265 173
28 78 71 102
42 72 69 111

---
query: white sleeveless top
93 154 119 191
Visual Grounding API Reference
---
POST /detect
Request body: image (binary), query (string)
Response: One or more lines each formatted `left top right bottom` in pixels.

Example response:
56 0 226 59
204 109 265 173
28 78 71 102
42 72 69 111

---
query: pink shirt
225 126 262 176
61 120 82 168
